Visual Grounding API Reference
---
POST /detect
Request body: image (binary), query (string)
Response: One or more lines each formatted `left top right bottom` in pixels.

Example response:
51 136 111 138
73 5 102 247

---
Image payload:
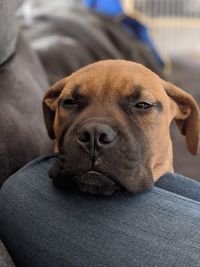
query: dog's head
43 60 200 195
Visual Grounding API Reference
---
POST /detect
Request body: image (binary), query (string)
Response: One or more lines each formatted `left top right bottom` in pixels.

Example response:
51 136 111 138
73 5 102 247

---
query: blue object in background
83 0 123 16
122 16 165 67
83 0 165 68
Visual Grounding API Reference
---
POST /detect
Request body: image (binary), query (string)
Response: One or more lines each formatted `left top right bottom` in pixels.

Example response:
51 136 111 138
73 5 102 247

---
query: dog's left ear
162 80 200 155
43 78 67 139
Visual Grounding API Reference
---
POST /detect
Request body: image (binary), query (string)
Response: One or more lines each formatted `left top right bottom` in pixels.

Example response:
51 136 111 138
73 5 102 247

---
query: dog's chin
77 171 121 196
52 170 121 196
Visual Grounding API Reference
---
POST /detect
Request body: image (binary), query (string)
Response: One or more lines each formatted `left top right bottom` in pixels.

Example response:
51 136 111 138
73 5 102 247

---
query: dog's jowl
43 60 200 195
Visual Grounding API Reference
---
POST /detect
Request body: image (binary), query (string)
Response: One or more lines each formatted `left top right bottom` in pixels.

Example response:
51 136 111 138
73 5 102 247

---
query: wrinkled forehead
61 61 165 99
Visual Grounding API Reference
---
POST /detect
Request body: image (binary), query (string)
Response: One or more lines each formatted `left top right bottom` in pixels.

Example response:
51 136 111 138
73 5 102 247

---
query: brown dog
43 60 200 195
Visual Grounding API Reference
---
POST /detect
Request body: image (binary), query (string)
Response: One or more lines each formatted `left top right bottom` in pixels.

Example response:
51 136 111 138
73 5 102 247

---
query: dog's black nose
78 122 117 148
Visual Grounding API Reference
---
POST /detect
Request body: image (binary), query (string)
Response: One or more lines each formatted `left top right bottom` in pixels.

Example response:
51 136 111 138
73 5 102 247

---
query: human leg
1 156 200 267
155 172 200 202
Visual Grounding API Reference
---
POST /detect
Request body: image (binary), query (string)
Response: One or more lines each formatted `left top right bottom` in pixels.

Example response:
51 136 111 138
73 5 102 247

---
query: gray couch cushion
0 0 24 64
0 33 51 186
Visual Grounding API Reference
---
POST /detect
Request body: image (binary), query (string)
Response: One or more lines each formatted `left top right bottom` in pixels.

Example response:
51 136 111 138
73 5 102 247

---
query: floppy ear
43 78 67 139
162 80 200 155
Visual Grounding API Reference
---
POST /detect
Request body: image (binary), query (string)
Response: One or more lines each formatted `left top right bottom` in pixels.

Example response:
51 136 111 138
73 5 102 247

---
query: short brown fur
43 60 200 194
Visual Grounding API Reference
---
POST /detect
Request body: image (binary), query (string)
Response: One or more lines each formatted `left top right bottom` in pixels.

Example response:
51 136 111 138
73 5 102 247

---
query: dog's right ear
43 78 67 139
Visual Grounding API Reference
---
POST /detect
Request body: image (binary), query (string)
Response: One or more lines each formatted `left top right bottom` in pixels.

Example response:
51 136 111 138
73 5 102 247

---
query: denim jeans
1 155 200 267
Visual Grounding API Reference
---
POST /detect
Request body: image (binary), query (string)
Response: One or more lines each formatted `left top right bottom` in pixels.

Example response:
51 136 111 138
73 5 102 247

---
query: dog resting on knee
43 60 200 195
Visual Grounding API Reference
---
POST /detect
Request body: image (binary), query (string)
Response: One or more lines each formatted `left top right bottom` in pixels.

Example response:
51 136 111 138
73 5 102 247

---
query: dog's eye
61 99 77 108
135 102 152 110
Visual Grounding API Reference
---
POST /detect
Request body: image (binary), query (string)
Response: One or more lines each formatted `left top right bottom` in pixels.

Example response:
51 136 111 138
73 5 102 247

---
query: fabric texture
1 156 200 267
0 33 51 186
0 0 24 65
156 172 200 202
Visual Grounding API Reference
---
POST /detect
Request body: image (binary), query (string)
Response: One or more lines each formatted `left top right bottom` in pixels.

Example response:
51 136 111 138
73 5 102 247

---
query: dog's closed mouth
77 170 120 195
51 166 121 195
80 170 114 186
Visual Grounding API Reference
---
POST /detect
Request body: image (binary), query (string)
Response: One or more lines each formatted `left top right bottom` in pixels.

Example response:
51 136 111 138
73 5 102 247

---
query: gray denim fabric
156 172 200 202
1 156 200 267
0 0 24 64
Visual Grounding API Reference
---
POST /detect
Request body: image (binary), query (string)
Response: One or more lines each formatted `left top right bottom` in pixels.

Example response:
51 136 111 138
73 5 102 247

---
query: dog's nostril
78 131 91 143
99 133 108 144
99 132 115 144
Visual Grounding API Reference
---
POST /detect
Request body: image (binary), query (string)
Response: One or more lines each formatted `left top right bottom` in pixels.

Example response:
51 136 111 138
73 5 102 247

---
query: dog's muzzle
51 119 153 195
51 121 122 195
76 122 120 194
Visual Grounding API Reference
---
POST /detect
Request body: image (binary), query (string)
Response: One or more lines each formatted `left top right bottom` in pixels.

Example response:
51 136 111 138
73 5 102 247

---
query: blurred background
18 0 200 179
